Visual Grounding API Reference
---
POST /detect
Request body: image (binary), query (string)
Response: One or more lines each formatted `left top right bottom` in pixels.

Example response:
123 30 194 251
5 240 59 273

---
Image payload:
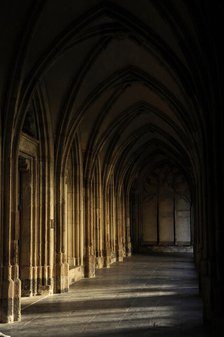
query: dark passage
1 254 209 337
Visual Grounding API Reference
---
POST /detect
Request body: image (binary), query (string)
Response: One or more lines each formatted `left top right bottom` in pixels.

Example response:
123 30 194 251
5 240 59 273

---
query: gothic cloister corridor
1 253 209 337
1 1 224 336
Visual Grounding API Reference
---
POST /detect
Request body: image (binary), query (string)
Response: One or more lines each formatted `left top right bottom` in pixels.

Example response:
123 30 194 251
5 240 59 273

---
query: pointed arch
55 132 84 292
1 81 53 321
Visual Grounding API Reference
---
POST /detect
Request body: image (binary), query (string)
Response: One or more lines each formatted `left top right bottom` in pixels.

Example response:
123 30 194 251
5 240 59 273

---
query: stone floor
1 253 210 337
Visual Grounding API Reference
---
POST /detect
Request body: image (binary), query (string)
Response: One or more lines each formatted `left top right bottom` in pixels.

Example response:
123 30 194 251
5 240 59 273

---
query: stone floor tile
0 253 210 337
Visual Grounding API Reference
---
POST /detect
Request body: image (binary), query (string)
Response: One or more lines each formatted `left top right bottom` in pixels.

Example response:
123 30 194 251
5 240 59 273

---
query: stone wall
131 166 192 251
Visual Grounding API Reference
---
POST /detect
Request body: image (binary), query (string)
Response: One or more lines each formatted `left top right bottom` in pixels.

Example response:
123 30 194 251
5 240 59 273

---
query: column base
103 249 111 268
0 279 21 323
117 246 124 262
21 279 33 297
126 241 132 256
0 265 22 323
55 262 69 293
84 255 95 278
96 254 104 269
11 264 21 322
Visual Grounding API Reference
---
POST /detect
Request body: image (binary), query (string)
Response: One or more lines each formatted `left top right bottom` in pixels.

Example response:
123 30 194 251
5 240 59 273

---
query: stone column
109 179 116 263
116 193 124 262
125 195 132 257
95 176 104 269
67 165 75 267
1 265 15 323
1 158 21 322
103 188 111 268
55 174 69 293
11 262 21 321
84 178 95 278
121 191 126 258
75 173 81 266
129 188 140 253
78 163 84 267
18 157 33 297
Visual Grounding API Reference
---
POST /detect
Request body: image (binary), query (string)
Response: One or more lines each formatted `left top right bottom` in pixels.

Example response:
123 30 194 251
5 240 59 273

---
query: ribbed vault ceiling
0 0 220 194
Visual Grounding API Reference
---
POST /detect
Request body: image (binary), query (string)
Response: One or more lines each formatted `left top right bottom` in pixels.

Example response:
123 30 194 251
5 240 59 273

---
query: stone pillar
121 191 126 258
94 173 104 269
0 266 15 323
66 159 75 267
55 174 69 293
75 179 81 266
48 219 54 292
11 263 21 321
77 161 84 267
103 187 111 268
84 247 96 278
129 188 140 253
84 178 96 278
98 174 104 268
116 193 124 262
1 153 22 323
109 179 117 263
55 252 69 293
18 157 33 297
1 247 21 322
48 150 55 292
125 196 132 257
